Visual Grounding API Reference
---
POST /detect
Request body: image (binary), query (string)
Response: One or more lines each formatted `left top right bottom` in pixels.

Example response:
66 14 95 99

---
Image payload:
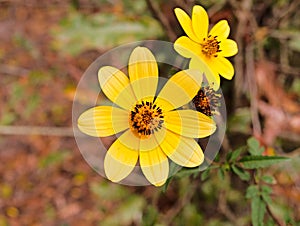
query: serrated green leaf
247 137 264 156
251 196 266 226
227 147 245 162
246 185 259 199
231 164 251 181
261 175 276 184
239 156 289 169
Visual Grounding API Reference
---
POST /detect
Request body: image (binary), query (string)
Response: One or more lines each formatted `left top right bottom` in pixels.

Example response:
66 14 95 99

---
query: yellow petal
219 39 238 57
117 129 140 150
159 130 204 167
118 126 167 151
140 147 169 186
164 110 216 138
98 66 136 109
156 69 203 112
77 106 129 137
213 57 235 80
174 36 201 58
174 8 200 42
209 20 230 40
189 58 220 90
192 5 209 41
104 139 138 182
128 47 158 100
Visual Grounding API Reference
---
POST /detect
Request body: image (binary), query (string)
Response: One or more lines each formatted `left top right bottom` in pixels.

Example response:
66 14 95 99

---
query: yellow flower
174 5 238 90
78 46 216 186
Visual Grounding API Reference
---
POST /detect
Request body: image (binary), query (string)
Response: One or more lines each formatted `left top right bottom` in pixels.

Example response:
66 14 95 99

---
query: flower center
129 100 164 139
192 86 221 116
201 35 221 58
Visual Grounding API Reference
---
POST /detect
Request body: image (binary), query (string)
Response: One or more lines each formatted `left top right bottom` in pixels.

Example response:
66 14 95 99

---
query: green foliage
90 181 130 201
100 195 145 226
250 196 266 226
261 175 276 184
200 167 211 181
142 206 158 226
91 182 145 226
231 164 250 181
0 112 16 125
239 156 289 169
180 136 291 225
52 11 163 55
226 146 244 162
247 137 264 156
39 150 71 168
228 108 252 134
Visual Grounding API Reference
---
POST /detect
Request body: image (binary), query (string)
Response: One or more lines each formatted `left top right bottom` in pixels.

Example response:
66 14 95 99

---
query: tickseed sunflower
174 5 238 90
77 46 216 186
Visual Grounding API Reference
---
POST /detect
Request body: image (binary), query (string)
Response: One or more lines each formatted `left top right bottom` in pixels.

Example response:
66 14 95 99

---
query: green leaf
261 185 272 204
247 137 264 156
251 196 266 226
261 175 276 184
162 162 182 192
201 168 210 181
169 161 182 177
217 167 225 180
175 168 199 178
142 205 158 226
265 219 275 226
246 185 259 199
227 146 245 162
52 12 163 56
239 156 289 169
162 177 173 193
231 164 251 181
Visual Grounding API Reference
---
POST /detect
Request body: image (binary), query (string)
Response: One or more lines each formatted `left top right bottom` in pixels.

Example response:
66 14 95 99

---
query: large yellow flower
77 46 216 186
174 5 238 90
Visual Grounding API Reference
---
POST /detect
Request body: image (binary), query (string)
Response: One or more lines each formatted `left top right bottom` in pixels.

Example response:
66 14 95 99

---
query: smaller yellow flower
174 5 238 90
78 46 216 186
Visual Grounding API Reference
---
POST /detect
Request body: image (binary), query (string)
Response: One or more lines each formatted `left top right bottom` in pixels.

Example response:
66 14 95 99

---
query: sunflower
174 5 238 90
78 46 216 186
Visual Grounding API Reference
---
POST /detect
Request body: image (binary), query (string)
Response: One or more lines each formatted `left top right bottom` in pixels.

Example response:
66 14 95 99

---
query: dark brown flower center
129 100 164 139
201 35 221 58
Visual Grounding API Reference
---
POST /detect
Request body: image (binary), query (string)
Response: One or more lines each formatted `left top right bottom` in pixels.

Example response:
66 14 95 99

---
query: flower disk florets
130 100 164 139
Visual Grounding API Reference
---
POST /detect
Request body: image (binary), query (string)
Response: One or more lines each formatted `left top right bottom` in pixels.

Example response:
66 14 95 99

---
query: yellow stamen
129 100 164 139
201 35 222 58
